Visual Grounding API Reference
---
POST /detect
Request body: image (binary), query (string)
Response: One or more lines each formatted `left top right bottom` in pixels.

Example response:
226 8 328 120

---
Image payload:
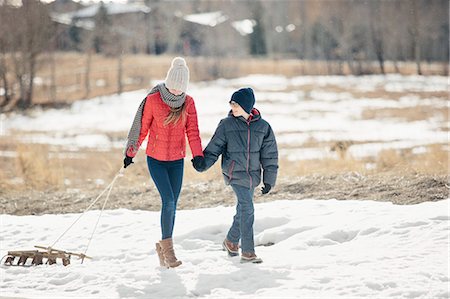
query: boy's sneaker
222 239 239 257
240 252 263 264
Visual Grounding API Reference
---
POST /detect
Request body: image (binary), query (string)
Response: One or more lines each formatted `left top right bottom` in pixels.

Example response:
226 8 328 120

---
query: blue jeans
226 184 255 253
147 156 184 240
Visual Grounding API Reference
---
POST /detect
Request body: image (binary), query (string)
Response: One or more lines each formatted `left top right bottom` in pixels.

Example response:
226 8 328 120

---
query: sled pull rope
50 167 124 251
82 168 122 261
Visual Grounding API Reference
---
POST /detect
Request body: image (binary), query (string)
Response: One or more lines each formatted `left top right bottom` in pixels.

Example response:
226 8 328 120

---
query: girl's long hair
164 103 187 126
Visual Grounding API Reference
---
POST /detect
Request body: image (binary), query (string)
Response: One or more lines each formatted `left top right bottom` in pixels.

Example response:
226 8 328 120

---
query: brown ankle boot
159 238 182 268
241 252 263 264
155 242 166 267
222 239 239 257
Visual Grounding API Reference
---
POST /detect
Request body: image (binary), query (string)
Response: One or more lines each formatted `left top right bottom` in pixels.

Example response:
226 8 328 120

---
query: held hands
191 156 206 172
261 183 271 195
123 155 134 168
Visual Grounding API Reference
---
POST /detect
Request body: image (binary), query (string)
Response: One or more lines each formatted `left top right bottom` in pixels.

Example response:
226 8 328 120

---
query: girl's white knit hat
165 57 189 93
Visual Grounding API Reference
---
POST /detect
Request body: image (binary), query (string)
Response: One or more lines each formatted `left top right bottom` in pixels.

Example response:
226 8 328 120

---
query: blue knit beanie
230 87 255 114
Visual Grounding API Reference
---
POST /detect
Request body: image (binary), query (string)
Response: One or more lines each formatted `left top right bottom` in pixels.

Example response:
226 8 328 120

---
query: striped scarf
124 83 186 156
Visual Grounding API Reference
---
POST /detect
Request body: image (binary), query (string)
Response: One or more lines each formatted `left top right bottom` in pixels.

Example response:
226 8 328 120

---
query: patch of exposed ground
1 174 448 216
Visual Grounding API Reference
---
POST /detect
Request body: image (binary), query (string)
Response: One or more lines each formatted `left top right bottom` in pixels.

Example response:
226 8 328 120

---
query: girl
123 57 205 268
193 87 278 264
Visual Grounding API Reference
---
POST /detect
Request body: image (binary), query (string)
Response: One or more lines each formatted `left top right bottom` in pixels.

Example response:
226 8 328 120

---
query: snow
288 74 448 93
1 74 448 298
183 11 228 27
3 89 146 134
231 19 257 36
68 2 150 19
1 198 449 298
1 75 448 160
285 24 296 32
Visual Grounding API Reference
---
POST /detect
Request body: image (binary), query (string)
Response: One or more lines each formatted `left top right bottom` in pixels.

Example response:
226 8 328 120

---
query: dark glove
123 155 134 168
191 156 206 171
261 183 271 195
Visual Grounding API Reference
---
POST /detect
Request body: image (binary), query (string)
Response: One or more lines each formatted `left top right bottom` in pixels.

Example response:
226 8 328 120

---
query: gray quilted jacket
201 109 278 189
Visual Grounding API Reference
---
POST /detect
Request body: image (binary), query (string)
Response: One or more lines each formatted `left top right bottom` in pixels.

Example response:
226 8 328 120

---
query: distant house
47 0 84 14
178 11 251 57
51 2 151 53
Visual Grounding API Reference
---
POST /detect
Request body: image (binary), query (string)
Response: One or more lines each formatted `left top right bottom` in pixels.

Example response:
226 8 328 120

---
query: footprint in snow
323 230 358 243
430 215 450 221
394 221 429 229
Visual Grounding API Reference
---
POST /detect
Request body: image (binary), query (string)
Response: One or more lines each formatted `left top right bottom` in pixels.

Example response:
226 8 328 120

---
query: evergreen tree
249 1 267 56
93 2 111 54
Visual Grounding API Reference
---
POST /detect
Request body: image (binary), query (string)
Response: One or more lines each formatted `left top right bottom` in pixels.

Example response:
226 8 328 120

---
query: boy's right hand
261 183 271 195
192 156 206 172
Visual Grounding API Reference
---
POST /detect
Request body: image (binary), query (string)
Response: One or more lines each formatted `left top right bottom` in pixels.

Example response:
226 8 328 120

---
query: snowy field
1 74 448 161
1 198 449 298
0 74 448 298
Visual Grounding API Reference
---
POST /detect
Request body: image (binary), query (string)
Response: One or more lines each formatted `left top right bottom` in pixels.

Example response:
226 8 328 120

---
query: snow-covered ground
1 75 448 298
1 74 448 160
1 198 449 298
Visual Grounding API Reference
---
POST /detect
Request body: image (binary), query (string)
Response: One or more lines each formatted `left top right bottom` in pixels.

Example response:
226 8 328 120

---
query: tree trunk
84 50 92 98
368 1 385 74
393 59 400 73
20 53 36 109
346 52 356 75
411 0 422 75
12 52 26 108
49 49 56 103
117 53 123 95
0 54 11 108
414 40 422 75
145 12 155 54
375 51 385 74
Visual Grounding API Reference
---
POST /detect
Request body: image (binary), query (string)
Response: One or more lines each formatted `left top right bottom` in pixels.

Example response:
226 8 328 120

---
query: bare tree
409 0 422 75
82 48 92 99
0 0 53 110
368 0 385 74
0 4 12 108
0 2 19 109
19 0 53 108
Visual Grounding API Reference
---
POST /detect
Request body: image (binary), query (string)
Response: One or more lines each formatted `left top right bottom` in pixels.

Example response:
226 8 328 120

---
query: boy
193 87 278 263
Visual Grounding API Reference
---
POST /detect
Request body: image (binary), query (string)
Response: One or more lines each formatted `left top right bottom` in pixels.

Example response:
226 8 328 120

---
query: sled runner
3 245 91 267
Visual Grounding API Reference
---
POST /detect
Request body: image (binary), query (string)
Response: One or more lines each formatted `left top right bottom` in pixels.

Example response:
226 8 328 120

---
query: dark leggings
147 156 184 240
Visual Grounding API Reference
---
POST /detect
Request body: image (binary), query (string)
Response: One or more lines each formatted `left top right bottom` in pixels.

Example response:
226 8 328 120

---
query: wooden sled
2 168 124 268
3 245 91 267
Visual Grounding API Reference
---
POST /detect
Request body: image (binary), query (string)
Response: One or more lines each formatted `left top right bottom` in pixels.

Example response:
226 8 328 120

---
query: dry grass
362 106 449 122
0 140 447 193
230 58 447 77
402 145 449 174
0 168 11 194
278 143 448 178
32 54 171 105
15 144 65 190
350 90 448 101
4 52 445 108
0 143 223 192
